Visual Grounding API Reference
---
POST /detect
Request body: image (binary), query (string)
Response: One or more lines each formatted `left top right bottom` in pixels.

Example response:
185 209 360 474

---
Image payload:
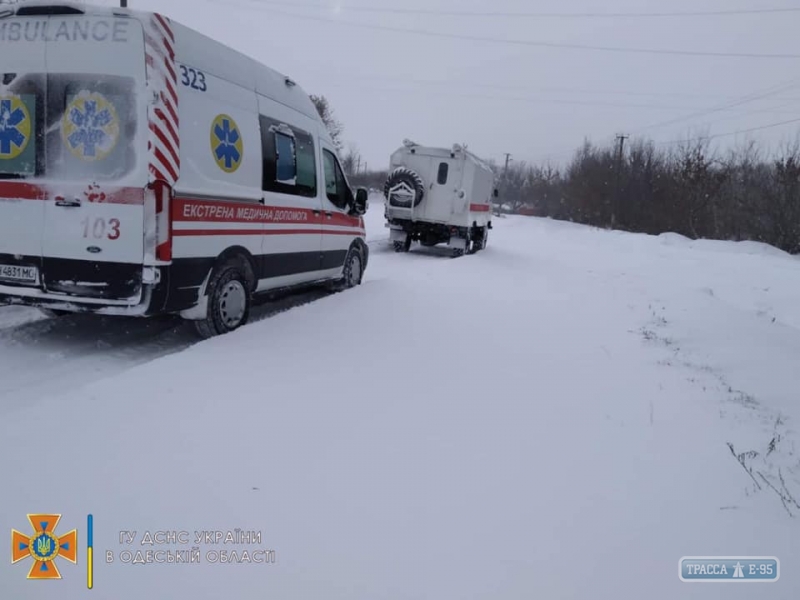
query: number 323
180 65 207 92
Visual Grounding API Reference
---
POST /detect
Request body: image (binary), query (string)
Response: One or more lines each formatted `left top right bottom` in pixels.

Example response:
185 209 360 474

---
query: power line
320 80 800 115
514 115 800 166
654 116 800 146
219 2 800 59
298 66 800 102
248 0 800 19
631 75 800 133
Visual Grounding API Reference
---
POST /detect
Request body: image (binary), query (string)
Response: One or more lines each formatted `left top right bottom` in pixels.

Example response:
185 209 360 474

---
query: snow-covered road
1 199 799 599
0 200 389 418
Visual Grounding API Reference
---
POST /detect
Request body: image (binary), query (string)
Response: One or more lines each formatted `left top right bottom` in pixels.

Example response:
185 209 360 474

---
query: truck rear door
423 154 464 223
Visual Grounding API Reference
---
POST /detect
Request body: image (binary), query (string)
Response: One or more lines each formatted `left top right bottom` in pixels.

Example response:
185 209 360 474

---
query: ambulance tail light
154 181 172 262
155 185 172 262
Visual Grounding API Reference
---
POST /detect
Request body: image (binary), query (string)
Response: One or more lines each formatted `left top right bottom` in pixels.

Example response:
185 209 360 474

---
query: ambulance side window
259 115 316 198
275 132 296 183
323 149 348 209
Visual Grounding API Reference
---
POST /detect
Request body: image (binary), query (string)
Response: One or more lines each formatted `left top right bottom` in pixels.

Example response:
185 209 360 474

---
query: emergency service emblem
62 92 120 161
0 95 32 160
11 514 78 579
211 113 243 173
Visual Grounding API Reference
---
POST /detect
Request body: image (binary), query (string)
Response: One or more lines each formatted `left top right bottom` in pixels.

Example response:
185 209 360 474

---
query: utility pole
503 153 512 179
613 134 628 229
500 153 512 210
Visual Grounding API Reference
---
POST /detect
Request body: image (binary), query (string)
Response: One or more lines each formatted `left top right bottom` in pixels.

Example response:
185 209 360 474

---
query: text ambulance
0 1 369 337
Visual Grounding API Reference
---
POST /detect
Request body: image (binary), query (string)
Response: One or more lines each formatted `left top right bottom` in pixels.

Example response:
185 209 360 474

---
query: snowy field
1 197 799 598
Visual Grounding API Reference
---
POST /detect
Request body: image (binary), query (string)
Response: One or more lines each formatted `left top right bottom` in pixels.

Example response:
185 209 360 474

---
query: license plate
0 264 39 284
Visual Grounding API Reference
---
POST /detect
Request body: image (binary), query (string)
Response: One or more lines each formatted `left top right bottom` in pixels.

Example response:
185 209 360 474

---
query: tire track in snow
0 287 335 417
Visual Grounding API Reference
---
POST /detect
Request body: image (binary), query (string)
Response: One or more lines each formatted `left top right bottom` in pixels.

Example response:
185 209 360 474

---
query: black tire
474 227 488 251
193 261 251 339
332 247 364 291
39 308 70 318
383 167 425 208
393 236 412 253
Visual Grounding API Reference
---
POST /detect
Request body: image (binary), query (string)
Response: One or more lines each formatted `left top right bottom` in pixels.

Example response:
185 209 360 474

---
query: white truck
383 140 496 257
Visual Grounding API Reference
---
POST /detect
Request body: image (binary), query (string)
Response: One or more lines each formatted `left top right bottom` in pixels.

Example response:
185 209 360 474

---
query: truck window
0 72 137 182
259 114 316 197
437 162 449 185
323 149 348 209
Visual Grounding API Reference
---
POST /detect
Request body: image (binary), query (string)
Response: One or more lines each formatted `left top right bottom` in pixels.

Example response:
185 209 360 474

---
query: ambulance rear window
0 72 137 181
0 74 42 178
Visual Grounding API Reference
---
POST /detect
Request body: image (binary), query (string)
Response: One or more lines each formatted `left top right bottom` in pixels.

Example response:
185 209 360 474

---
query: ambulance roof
6 0 325 125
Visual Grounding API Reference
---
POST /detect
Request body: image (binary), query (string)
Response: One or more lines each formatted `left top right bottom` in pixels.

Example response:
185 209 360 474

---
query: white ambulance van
0 1 369 337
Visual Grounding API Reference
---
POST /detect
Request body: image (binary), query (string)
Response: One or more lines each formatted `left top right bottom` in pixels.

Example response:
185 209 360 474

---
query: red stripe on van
324 211 362 227
151 125 180 169
174 197 319 224
0 182 144 205
154 13 175 44
164 93 179 126
173 197 365 228
173 228 366 237
470 203 491 212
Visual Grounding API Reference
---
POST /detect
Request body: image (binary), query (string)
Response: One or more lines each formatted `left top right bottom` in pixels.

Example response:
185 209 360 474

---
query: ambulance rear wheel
194 262 251 339
39 308 70 318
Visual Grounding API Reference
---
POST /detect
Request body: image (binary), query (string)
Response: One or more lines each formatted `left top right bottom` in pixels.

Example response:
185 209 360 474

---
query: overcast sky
93 0 800 170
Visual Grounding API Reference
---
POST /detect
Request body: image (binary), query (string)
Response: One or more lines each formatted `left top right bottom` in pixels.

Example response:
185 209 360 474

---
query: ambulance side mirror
352 187 368 216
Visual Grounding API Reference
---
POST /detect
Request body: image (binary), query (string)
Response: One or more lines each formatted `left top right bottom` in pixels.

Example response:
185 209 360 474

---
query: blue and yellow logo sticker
62 92 120 161
211 113 243 173
0 95 32 160
11 514 77 579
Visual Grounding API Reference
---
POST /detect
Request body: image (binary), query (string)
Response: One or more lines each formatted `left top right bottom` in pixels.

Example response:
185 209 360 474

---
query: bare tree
341 143 362 176
309 94 344 152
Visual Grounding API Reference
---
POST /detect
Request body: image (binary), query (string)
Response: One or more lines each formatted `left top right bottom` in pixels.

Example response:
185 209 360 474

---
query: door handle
325 211 333 219
312 210 321 216
54 196 81 207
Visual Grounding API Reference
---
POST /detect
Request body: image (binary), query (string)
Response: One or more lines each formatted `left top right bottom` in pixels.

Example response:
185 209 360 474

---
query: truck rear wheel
193 261 251 339
393 236 412 252
473 227 488 251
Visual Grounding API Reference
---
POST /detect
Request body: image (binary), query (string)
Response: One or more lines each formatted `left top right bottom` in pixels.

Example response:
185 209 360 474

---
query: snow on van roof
397 140 497 175
7 0 323 125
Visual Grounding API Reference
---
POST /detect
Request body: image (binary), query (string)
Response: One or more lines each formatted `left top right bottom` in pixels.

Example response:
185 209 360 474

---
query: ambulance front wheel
193 261 251 339
332 246 365 291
